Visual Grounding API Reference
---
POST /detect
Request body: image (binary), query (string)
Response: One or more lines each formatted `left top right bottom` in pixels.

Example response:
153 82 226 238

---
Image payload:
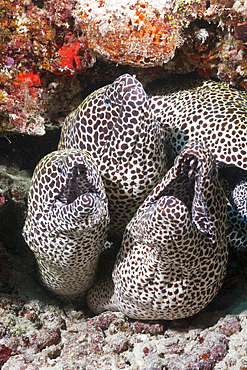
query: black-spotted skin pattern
233 182 247 217
23 149 110 299
146 74 247 251
87 142 228 320
147 74 247 169
58 74 171 238
218 166 247 251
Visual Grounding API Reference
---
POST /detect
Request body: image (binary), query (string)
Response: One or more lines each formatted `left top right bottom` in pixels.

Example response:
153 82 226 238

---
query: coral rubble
0 225 246 369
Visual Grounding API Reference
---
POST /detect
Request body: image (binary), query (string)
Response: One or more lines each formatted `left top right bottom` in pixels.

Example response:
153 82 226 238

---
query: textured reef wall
1 0 247 135
0 0 94 135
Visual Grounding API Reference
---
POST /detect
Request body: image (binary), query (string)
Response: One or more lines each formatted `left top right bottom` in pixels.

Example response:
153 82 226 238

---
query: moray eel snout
23 149 110 299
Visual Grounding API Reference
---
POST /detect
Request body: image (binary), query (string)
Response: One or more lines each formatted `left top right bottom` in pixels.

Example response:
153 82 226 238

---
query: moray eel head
135 141 227 245
88 142 228 320
23 149 110 298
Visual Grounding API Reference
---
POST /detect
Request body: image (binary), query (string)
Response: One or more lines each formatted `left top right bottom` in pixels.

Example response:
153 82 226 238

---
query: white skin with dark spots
23 149 110 299
59 74 172 240
87 142 228 320
146 74 247 252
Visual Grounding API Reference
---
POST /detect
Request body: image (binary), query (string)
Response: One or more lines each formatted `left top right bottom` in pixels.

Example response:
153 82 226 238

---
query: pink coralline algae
215 315 241 337
133 321 166 335
0 345 15 366
167 331 228 370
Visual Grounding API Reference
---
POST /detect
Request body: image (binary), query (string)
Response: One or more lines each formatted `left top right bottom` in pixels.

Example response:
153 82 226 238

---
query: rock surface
0 232 246 369
1 0 247 135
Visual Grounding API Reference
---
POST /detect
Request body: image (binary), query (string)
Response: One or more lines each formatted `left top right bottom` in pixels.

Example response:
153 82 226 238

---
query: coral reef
74 0 247 86
1 0 247 135
0 0 94 136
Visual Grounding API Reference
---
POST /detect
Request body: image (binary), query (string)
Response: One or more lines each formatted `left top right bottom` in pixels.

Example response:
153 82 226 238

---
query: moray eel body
23 149 110 299
218 166 247 251
147 74 247 168
87 142 228 320
146 74 247 251
58 74 171 240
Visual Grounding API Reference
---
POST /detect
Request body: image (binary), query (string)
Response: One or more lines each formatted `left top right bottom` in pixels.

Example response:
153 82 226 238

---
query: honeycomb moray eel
58 74 172 241
23 149 110 299
146 73 247 251
87 142 228 320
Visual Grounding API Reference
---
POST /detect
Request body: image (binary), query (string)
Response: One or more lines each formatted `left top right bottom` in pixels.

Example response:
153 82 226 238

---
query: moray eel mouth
151 142 218 240
154 152 201 217
54 163 98 207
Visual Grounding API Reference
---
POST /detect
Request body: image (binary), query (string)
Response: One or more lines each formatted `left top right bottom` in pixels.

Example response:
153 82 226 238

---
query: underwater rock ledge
1 0 247 135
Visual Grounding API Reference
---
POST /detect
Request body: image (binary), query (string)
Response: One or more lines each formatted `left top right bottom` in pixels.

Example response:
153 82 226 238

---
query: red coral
58 41 83 72
13 70 41 99
13 70 41 87
143 347 150 354
54 35 92 76
0 191 5 207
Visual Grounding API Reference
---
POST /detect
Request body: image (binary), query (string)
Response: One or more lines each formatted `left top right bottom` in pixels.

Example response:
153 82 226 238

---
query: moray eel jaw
23 149 110 299
51 163 104 228
53 163 97 206
135 141 226 246
175 142 225 241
